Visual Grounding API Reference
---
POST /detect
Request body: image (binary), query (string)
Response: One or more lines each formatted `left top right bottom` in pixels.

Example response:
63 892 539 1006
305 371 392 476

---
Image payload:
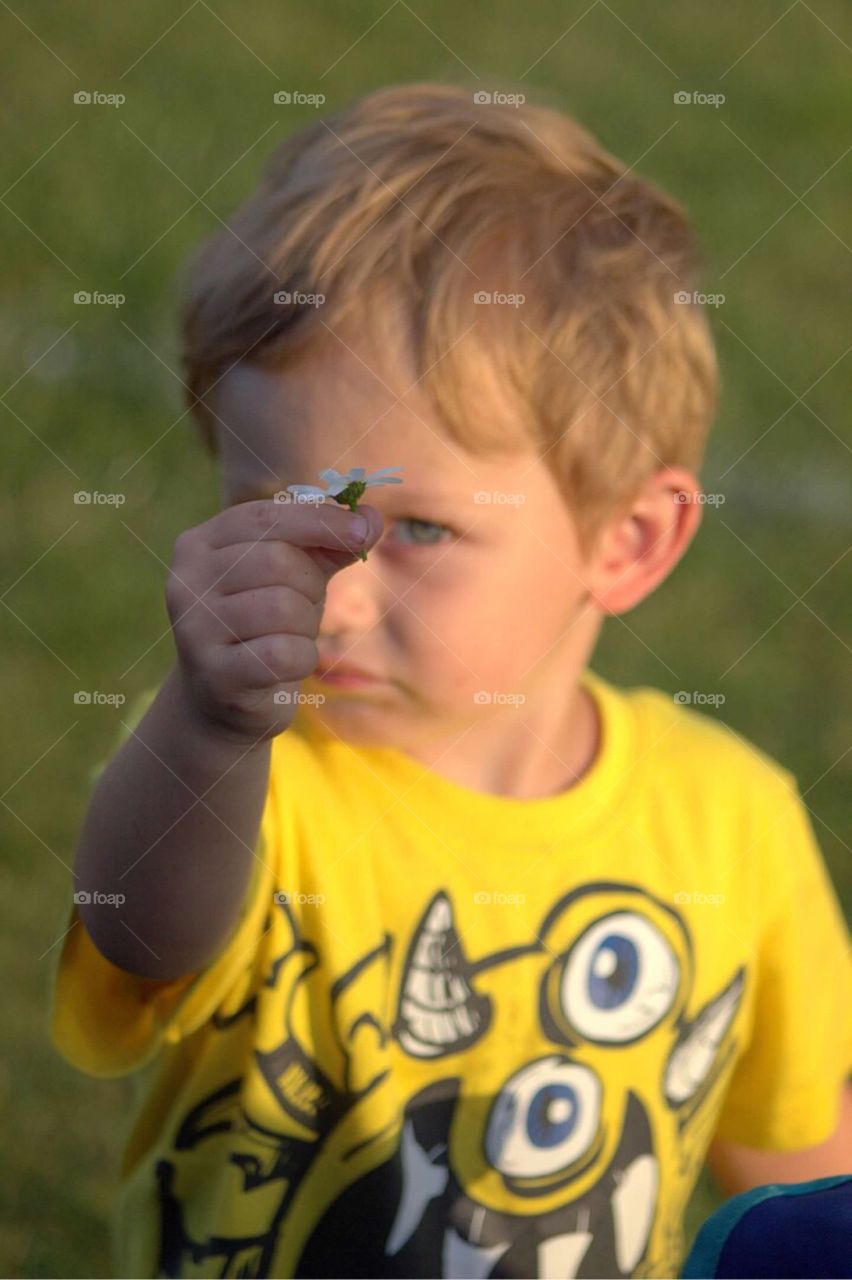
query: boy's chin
296 694 401 741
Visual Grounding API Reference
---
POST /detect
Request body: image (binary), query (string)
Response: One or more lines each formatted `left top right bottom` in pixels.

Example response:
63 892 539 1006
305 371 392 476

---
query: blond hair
179 82 718 552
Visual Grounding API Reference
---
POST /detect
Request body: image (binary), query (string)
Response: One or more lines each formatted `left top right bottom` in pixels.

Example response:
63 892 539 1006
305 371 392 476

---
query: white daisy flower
320 466 404 495
285 466 404 561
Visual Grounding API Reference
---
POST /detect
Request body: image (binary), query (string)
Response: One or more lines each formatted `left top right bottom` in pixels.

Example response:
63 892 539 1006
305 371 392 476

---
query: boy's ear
586 468 704 616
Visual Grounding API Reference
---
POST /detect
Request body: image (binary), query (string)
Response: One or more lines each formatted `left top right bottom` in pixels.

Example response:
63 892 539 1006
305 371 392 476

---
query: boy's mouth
313 660 384 687
316 669 382 687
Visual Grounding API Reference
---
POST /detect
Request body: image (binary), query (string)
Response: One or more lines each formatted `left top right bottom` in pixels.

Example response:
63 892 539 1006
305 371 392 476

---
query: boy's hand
165 497 383 744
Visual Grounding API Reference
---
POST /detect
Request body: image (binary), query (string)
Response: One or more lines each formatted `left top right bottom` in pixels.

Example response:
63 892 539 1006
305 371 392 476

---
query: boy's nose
319 564 384 638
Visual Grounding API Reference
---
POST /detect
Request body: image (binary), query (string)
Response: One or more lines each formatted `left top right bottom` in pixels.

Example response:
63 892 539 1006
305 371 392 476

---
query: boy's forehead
212 347 533 502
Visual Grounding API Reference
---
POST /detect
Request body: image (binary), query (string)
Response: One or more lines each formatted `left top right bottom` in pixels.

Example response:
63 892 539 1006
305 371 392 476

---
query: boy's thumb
313 504 384 579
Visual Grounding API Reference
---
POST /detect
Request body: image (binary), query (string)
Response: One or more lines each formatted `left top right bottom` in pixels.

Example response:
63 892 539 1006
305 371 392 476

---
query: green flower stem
333 481 369 561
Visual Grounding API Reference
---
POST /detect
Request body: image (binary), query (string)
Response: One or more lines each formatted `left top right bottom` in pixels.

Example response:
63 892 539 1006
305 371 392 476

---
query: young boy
49 83 851 1279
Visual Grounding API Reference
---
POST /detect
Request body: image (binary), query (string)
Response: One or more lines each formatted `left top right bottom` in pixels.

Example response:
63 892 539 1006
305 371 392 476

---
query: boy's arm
73 498 384 985
707 1079 852 1196
74 661 272 982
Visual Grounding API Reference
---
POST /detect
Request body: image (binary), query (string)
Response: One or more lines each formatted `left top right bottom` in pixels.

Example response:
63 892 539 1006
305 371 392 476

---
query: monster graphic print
150 884 744 1278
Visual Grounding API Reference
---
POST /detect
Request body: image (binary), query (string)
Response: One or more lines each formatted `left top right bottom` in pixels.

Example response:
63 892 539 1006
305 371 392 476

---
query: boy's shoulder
610 675 799 803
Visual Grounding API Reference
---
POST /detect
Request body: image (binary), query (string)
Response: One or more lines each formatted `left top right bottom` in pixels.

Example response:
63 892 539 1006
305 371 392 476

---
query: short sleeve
711 773 852 1149
48 685 279 1078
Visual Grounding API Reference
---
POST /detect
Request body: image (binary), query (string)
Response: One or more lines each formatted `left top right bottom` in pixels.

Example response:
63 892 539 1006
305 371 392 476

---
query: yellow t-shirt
48 668 852 1279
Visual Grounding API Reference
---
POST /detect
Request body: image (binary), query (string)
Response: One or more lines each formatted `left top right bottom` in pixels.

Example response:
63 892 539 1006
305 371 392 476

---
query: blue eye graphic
486 1058 601 1178
588 933 639 1009
527 1083 578 1148
559 913 679 1043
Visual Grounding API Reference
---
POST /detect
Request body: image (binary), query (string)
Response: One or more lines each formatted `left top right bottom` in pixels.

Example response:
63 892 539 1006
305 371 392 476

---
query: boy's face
211 328 605 751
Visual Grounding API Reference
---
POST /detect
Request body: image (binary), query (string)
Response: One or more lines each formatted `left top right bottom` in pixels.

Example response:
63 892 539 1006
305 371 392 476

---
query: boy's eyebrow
378 489 469 504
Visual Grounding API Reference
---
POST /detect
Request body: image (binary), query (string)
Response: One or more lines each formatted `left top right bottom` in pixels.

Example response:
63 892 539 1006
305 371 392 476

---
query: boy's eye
391 518 455 547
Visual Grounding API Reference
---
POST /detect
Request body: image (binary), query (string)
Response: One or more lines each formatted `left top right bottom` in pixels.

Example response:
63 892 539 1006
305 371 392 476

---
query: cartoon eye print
557 912 680 1044
485 1057 602 1178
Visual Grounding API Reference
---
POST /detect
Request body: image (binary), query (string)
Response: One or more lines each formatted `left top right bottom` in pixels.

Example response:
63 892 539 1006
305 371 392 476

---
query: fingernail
347 513 369 544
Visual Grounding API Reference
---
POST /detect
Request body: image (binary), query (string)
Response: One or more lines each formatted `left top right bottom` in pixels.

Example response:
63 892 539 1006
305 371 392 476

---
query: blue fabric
681 1174 852 1278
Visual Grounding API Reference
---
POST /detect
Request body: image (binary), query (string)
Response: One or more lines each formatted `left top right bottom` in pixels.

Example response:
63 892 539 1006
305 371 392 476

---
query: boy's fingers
207 498 382 555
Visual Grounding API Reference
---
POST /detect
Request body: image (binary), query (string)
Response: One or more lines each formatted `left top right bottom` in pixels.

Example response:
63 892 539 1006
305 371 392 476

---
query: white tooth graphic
400 1000 461 1048
406 967 469 1007
537 1228 594 1279
430 895 452 931
664 970 745 1104
386 1118 449 1255
397 894 487 1057
453 1002 475 1035
611 1153 658 1273
442 1228 510 1278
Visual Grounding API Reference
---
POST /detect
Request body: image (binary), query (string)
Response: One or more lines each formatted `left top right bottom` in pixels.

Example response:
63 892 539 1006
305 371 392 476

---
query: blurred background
1 1 850 1274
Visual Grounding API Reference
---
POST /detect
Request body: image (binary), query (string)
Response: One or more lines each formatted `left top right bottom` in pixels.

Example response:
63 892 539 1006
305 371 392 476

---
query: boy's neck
399 677 601 802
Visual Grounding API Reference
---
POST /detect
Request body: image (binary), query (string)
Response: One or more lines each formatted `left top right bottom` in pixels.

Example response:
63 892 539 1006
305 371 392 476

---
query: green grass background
2 1 850 1274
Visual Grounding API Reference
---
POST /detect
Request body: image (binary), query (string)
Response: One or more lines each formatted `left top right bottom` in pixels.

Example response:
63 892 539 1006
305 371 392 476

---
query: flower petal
286 484 327 498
